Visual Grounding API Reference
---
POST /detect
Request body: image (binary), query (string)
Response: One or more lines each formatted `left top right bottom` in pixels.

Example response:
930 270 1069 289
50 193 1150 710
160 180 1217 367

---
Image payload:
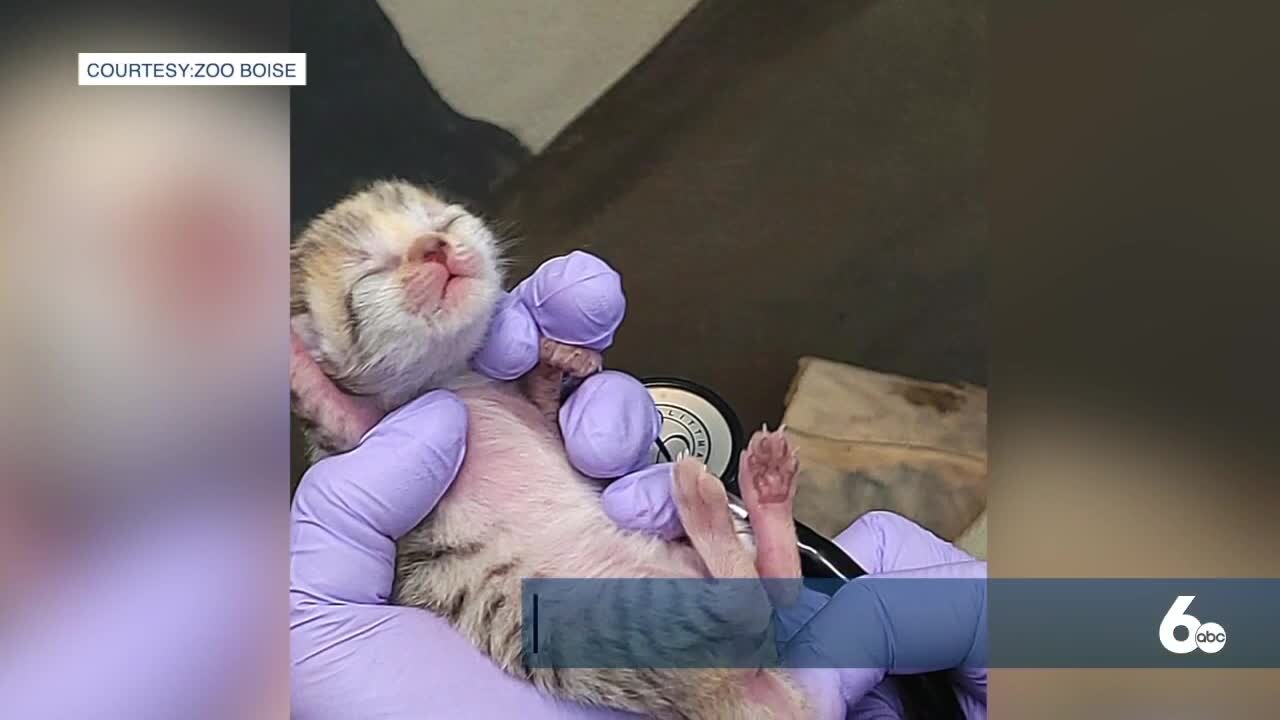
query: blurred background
1 3 289 718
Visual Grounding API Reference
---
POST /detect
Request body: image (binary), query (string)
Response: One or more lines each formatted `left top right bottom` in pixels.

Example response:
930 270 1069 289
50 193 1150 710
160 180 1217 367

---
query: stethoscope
642 377 868 587
645 377 966 719
643 377 964 718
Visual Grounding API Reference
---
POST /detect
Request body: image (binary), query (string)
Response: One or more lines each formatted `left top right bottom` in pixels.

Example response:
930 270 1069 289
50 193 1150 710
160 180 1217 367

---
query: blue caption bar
521 578 1279 669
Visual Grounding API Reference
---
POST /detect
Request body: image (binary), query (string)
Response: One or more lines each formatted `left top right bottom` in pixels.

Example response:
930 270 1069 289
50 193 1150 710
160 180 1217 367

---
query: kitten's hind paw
673 458 757 579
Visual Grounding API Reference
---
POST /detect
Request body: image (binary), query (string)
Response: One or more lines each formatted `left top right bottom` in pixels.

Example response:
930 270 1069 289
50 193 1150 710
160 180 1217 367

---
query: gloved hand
292 391 641 719
783 511 988 719
472 250 678 537
292 252 668 719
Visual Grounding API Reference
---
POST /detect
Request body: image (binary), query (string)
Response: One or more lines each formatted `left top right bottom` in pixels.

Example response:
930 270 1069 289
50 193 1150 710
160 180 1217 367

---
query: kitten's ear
290 315 382 454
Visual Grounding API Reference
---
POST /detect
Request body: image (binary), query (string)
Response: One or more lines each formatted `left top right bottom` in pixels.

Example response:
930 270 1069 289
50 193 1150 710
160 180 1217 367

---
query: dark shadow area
496 0 987 433
290 0 529 229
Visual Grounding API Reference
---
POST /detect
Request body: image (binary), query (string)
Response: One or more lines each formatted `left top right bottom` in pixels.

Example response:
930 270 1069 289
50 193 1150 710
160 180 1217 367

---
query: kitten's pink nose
405 233 450 267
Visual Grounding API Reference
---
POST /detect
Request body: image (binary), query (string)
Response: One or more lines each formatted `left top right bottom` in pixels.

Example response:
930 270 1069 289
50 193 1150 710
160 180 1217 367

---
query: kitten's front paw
740 426 802 583
539 337 603 378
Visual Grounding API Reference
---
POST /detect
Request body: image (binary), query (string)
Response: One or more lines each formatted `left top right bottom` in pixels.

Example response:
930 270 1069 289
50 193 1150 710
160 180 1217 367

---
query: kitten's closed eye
439 208 467 232
291 180 506 410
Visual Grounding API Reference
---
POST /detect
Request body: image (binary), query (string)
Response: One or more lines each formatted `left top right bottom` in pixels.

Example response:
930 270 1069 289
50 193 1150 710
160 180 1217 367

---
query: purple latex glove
291 391 639 720
598 462 684 539
470 292 543 380
559 370 663 479
786 512 989 719
514 250 626 351
472 251 627 380
472 251 674 536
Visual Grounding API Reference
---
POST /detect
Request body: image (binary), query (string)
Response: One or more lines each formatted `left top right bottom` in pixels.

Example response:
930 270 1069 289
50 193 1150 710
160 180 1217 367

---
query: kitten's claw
539 338 603 378
523 338 603 424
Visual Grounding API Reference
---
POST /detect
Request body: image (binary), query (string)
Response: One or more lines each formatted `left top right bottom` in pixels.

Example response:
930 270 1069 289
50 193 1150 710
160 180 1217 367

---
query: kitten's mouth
402 256 479 316
421 244 480 280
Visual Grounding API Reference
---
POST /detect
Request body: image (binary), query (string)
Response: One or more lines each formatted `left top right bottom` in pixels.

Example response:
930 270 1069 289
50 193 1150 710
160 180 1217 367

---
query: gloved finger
847 680 906 720
848 676 987 720
513 251 625 351
861 562 988 716
5 509 270 719
291 605 641 720
561 370 661 479
834 668 889 714
834 510 974 574
291 390 467 607
834 511 988 709
472 292 541 380
929 637 986 720
954 669 988 716
872 561 987 674
786 668 847 720
782 561 987 676
600 463 684 539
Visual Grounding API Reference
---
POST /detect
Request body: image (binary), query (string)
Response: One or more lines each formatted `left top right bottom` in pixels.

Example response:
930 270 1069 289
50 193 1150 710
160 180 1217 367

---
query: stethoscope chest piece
642 376 744 481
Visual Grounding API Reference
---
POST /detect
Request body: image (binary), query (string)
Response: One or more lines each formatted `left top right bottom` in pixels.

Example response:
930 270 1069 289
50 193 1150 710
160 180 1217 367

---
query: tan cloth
782 357 987 558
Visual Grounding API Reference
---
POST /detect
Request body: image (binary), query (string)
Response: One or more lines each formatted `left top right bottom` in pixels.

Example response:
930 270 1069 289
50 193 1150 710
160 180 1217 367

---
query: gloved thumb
600 463 685 540
291 390 468 606
561 371 661 479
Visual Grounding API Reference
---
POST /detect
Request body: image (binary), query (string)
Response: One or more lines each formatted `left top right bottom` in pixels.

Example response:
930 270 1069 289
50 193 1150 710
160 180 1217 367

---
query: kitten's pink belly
442 378 704 579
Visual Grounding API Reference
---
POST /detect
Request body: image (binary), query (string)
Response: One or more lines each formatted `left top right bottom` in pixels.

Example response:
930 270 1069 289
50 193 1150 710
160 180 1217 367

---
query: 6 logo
1159 595 1226 654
